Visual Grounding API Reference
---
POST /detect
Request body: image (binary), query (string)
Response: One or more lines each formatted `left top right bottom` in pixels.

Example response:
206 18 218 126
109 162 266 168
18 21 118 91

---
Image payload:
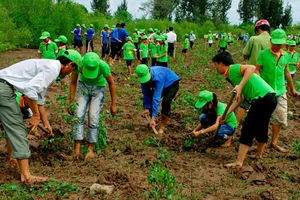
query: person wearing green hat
69 52 116 160
121 36 137 75
256 29 298 153
85 24 95 53
212 51 277 168
182 34 189 60
38 31 58 59
71 24 83 53
155 36 168 67
207 31 213 47
286 40 299 80
135 64 180 134
192 90 237 147
0 49 82 183
218 33 227 52
132 28 140 60
149 35 158 66
100 24 110 60
139 35 149 65
189 31 196 49
54 35 68 57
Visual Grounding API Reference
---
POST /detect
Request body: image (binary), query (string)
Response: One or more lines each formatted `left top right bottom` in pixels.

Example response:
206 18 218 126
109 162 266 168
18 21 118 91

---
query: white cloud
74 0 300 24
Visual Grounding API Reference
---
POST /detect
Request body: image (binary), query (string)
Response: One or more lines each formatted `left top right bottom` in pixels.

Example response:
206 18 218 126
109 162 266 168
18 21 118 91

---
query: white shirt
167 31 177 43
0 59 60 104
190 34 196 41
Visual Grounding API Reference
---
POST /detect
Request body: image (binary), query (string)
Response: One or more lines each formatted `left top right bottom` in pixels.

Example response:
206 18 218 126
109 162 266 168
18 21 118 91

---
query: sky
74 0 300 25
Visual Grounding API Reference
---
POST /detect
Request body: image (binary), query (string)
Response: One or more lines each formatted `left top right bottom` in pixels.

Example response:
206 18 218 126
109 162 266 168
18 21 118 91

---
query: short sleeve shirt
38 41 58 59
257 48 287 96
184 38 189 49
157 44 168 62
139 43 148 58
57 46 66 57
217 102 237 128
242 32 270 65
73 60 111 87
286 51 299 73
219 37 227 48
101 30 108 44
149 42 158 58
226 64 275 101
133 33 139 43
123 43 136 60
86 28 95 41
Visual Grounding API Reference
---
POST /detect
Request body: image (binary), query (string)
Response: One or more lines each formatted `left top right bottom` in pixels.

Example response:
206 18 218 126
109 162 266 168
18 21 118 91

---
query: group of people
0 19 299 185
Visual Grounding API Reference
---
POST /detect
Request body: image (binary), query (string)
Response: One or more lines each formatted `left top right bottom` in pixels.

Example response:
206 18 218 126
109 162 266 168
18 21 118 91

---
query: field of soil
0 40 299 200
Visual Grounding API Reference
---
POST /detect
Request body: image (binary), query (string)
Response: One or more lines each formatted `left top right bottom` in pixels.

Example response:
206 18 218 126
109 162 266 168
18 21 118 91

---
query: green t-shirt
123 43 136 60
226 64 275 101
242 32 271 65
57 46 66 57
219 37 227 48
257 48 288 96
133 33 139 43
39 41 58 59
139 43 148 58
157 44 168 62
184 38 189 49
208 34 213 40
217 102 237 128
149 42 158 58
286 51 299 73
73 60 111 87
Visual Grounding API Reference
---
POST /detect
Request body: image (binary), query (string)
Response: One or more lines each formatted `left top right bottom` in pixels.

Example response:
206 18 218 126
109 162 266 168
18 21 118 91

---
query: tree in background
114 0 132 22
117 0 128 11
139 0 180 20
281 2 292 28
210 0 232 23
237 0 258 24
176 0 209 22
91 0 110 15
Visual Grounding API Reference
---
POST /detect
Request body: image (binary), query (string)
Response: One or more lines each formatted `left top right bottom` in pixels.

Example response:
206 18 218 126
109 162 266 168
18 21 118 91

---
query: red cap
255 19 270 28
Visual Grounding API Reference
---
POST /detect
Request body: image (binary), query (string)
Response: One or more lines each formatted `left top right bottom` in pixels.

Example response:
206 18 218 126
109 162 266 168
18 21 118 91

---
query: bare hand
29 116 40 135
110 104 117 116
233 86 241 102
141 109 150 118
219 117 226 125
149 119 156 128
291 89 298 97
192 131 200 137
43 124 54 137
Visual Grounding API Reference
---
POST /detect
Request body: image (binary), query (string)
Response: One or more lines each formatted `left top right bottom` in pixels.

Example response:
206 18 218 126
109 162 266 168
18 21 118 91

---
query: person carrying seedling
182 34 189 60
136 64 180 134
236 19 271 127
207 31 213 47
192 90 237 147
122 36 137 75
69 52 116 160
54 35 68 57
38 31 58 59
139 35 149 65
155 36 168 67
149 35 158 66
218 33 227 52
0 49 82 183
212 51 277 168
256 29 298 153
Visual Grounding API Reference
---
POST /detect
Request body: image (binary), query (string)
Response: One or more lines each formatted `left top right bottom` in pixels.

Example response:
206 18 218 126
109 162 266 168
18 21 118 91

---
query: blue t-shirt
101 30 108 44
110 29 119 43
141 66 180 117
86 28 95 41
72 28 82 40
118 28 129 41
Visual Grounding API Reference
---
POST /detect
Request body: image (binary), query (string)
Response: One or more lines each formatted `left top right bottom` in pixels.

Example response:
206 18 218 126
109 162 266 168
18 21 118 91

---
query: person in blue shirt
100 24 110 60
71 24 83 53
117 22 129 60
85 24 95 53
243 33 249 44
109 24 122 66
135 64 180 134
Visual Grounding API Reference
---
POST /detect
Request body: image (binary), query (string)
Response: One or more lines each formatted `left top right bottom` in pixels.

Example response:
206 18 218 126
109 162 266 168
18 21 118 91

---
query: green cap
289 40 296 46
82 52 100 79
90 24 94 27
271 29 286 45
156 36 163 42
76 24 80 27
190 31 193 34
112 25 115 29
153 35 158 40
209 30 211 33
61 50 82 68
154 28 158 32
163 33 168 39
126 36 133 41
40 31 50 39
134 28 138 32
136 64 151 83
81 24 86 28
148 28 154 32
104 24 109 28
195 90 213 109
54 35 68 43
142 35 148 40
185 34 189 37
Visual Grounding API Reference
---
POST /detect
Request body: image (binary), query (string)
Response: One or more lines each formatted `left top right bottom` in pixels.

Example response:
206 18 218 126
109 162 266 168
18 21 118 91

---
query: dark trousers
167 42 175 57
86 40 94 52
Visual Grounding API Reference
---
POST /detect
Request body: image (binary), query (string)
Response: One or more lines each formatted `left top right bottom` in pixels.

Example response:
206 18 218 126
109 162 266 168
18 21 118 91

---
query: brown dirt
0 42 300 199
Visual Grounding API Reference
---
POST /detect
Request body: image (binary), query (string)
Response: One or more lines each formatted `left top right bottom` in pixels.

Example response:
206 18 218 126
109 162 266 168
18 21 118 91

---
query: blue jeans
73 81 105 143
199 113 235 139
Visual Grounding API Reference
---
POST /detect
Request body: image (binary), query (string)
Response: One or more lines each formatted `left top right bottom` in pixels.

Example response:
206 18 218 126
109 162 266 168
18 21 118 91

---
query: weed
183 138 195 148
143 136 162 147
157 148 171 163
293 139 300 157
282 172 291 181
94 111 108 154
